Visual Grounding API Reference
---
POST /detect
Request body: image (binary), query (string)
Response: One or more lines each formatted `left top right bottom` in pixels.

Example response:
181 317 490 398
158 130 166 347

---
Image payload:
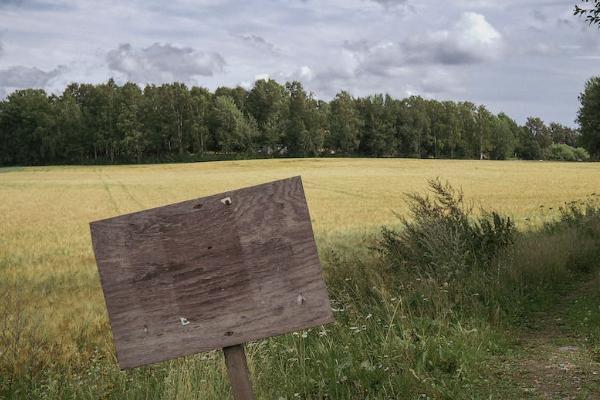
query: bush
573 147 591 161
546 196 600 231
545 143 590 161
377 179 515 281
545 143 576 161
376 180 600 319
543 197 600 272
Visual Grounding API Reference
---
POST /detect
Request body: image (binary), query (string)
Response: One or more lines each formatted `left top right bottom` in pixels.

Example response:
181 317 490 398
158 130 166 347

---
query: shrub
377 179 515 281
573 147 591 161
543 197 600 273
545 143 576 161
547 196 600 231
544 143 590 161
376 180 600 314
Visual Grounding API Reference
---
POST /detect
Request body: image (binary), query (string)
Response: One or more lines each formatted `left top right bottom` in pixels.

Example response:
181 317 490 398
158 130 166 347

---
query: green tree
490 113 516 160
304 98 328 155
284 81 325 156
549 122 579 147
246 79 287 152
0 78 574 165
66 83 108 161
457 102 479 159
117 83 145 162
0 89 55 165
327 91 361 153
96 79 120 161
162 83 192 157
54 91 85 162
577 76 600 158
140 84 168 158
188 87 212 156
441 101 462 158
515 126 542 160
214 86 248 114
212 95 258 153
525 117 552 151
357 94 397 157
474 105 494 159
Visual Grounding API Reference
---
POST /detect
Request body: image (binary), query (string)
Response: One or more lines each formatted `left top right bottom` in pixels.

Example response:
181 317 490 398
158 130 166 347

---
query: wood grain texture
90 176 333 369
223 345 256 400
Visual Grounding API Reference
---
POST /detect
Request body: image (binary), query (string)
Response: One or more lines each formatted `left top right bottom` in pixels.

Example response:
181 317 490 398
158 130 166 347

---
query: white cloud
346 12 503 84
457 12 501 45
401 12 503 65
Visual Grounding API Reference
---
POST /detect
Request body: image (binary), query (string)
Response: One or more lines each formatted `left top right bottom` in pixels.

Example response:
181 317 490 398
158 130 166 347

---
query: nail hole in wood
207 246 212 250
193 203 203 209
225 331 234 336
221 197 232 206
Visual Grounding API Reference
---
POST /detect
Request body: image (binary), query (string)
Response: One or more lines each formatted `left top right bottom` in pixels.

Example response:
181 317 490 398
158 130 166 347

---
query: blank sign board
90 176 333 369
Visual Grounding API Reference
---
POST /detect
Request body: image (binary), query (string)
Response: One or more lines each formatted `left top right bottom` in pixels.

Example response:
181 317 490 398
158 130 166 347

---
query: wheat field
2 158 599 316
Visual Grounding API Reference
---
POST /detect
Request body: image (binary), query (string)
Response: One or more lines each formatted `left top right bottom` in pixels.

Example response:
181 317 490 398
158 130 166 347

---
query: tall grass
2 180 600 399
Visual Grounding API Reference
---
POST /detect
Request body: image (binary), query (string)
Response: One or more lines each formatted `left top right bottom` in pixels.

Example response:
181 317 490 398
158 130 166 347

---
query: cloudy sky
0 0 599 125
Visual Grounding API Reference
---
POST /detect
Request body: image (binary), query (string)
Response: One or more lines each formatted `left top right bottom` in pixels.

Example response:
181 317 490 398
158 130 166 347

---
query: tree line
0 78 596 166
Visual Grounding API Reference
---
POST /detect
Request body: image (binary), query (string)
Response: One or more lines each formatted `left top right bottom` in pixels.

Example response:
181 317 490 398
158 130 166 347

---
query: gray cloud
532 9 547 23
276 62 465 103
274 10 503 101
368 0 408 7
0 0 598 125
0 65 66 89
302 0 410 11
106 43 226 84
0 0 72 11
237 34 280 55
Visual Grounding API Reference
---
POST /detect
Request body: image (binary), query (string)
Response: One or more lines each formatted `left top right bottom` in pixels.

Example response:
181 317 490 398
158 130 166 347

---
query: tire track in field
116 180 145 209
99 169 121 214
302 182 371 199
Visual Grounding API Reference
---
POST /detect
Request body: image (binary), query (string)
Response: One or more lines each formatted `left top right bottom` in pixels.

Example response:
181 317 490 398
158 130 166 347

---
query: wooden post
223 344 256 400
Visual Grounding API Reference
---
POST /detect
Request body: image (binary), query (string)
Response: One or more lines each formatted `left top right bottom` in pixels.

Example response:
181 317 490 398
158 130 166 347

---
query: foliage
541 197 600 273
573 146 591 161
378 179 515 281
550 196 600 230
0 79 586 166
489 113 516 160
515 126 543 160
577 76 600 159
545 143 590 161
327 91 361 153
212 95 258 153
574 0 600 27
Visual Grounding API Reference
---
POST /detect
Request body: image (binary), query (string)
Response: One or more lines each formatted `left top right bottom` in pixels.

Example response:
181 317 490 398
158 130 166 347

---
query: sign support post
223 344 255 400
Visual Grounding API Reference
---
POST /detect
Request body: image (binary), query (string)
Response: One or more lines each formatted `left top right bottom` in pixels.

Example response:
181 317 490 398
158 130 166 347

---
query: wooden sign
90 177 333 383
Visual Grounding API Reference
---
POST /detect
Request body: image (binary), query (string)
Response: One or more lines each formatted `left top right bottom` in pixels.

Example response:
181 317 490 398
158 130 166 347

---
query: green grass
1 158 600 399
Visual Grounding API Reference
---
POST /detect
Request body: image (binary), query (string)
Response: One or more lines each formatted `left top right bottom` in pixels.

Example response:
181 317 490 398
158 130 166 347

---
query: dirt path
498 282 600 399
